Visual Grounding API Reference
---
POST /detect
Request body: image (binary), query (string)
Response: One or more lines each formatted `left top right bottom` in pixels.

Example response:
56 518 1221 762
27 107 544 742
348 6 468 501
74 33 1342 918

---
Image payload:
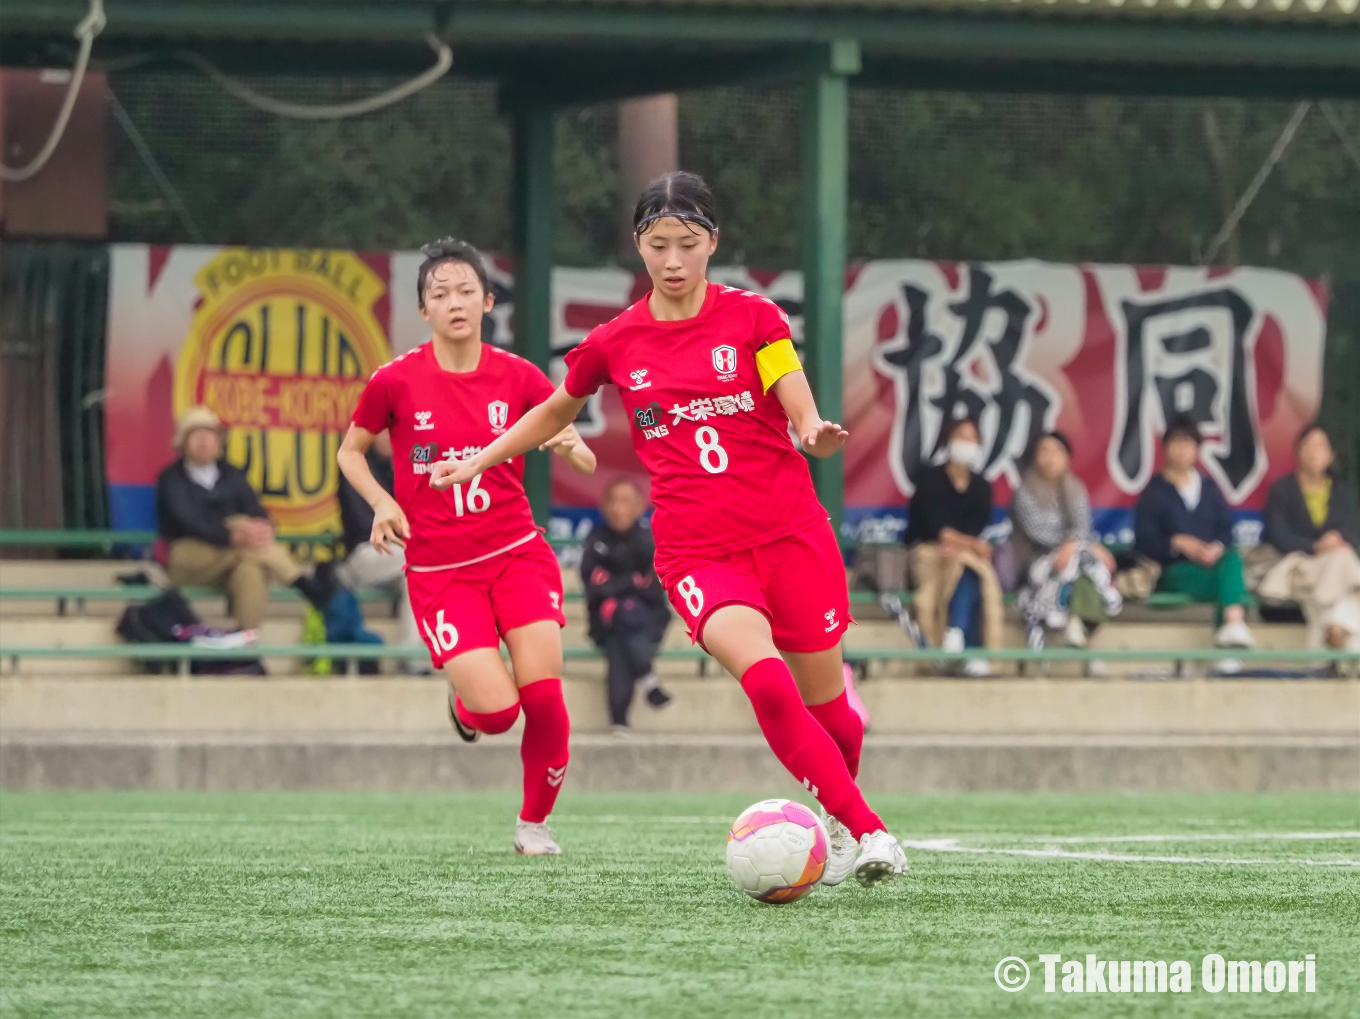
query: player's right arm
430 385 587 491
338 402 410 554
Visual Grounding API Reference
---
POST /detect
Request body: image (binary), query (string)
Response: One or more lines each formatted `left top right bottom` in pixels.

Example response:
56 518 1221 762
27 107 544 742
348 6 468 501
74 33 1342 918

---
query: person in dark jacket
335 431 430 672
157 406 332 630
1260 423 1360 650
580 478 671 732
1133 415 1253 648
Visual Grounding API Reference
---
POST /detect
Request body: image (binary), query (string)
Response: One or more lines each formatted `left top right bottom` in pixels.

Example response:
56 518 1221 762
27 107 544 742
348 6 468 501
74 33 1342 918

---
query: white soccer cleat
853 830 908 887
818 806 858 886
514 819 562 856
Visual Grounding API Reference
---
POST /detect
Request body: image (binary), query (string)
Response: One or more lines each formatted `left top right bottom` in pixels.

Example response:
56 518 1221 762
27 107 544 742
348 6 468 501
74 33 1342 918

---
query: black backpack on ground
116 589 266 675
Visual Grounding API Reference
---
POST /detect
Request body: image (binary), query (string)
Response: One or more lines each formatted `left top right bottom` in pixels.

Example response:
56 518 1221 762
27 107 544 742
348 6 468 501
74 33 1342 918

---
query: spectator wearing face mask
902 416 1004 676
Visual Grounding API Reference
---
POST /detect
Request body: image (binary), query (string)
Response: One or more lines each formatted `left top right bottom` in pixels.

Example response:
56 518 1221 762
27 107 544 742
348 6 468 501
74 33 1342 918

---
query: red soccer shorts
405 537 566 668
660 521 851 654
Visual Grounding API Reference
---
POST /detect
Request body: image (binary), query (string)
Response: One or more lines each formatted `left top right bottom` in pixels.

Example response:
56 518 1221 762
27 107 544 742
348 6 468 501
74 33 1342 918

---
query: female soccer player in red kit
433 175 908 886
338 238 597 856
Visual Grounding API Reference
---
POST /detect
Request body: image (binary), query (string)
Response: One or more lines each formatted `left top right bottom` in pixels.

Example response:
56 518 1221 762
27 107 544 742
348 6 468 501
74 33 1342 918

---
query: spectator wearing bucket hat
156 406 335 630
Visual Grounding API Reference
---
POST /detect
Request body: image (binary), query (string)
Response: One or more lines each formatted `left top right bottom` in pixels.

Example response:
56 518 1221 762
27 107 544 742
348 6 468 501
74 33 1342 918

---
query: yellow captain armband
755 338 802 393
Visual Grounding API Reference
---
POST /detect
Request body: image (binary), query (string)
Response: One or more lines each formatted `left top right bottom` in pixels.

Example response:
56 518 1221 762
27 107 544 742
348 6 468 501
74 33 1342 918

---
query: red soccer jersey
351 341 553 569
564 283 828 576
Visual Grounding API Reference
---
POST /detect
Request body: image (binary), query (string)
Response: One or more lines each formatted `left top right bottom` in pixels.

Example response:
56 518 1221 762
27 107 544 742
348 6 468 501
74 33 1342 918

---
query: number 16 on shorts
422 609 459 653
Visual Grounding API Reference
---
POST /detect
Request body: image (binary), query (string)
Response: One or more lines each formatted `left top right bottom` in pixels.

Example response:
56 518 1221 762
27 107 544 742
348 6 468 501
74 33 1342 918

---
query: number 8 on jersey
695 427 727 474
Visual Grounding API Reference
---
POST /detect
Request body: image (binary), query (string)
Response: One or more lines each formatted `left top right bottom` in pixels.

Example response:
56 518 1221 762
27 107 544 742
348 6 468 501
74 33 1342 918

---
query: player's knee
461 699 521 734
738 657 800 720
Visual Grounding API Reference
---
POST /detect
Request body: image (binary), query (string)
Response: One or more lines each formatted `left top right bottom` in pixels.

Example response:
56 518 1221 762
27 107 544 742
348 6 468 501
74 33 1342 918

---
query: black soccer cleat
447 688 480 744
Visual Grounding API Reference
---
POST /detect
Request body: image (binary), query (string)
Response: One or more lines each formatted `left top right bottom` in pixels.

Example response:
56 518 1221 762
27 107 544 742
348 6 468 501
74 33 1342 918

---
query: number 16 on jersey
448 473 491 517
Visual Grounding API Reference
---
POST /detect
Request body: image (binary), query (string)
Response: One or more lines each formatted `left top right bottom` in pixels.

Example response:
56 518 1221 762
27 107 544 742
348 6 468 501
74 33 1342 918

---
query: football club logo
173 248 390 534
413 410 434 431
487 400 509 434
628 369 652 391
712 345 738 379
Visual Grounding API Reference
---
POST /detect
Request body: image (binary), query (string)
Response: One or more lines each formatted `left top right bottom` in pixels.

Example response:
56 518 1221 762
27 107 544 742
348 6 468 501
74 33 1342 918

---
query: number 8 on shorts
676 575 704 617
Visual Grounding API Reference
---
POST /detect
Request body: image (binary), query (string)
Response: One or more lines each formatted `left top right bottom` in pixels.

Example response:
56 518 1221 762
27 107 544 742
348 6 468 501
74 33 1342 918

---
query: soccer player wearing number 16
432 174 908 887
338 239 598 857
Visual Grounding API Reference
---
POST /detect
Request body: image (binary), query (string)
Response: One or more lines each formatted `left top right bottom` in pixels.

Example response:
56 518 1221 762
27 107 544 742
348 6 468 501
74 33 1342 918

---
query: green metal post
801 40 859 539
511 104 556 527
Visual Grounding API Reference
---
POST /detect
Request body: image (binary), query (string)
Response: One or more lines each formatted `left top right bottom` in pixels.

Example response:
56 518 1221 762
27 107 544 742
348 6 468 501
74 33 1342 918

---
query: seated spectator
581 478 672 733
1133 416 1253 649
1260 424 1360 652
1012 431 1122 649
903 416 1003 676
335 431 432 674
157 406 334 631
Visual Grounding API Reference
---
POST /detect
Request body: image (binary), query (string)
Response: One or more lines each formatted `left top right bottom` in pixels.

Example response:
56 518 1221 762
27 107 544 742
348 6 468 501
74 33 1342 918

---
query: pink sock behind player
455 695 520 734
807 689 864 780
517 678 571 823
739 658 884 841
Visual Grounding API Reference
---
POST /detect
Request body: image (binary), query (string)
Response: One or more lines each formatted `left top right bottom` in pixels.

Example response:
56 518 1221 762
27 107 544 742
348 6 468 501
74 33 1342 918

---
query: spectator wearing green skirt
1133 416 1254 649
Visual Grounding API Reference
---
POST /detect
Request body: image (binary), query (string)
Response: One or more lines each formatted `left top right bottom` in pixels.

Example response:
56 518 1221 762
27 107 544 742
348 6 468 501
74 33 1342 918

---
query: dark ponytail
633 171 718 237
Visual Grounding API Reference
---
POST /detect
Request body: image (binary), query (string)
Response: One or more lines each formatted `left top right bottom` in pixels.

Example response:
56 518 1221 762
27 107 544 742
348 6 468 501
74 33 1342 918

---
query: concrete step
3 731 1354 792
3 676 1354 737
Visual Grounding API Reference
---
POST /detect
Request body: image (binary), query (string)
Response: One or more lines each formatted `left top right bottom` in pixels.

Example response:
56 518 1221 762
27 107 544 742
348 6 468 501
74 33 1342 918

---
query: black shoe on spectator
293 562 339 613
645 685 673 710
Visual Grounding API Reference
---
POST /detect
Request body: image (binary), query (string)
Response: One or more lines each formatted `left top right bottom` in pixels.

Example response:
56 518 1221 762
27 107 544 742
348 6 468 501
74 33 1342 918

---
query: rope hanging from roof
0 0 106 183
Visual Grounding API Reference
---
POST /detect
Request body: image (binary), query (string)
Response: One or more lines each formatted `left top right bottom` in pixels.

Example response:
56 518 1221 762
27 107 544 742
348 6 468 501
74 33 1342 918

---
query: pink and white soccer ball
725 798 829 903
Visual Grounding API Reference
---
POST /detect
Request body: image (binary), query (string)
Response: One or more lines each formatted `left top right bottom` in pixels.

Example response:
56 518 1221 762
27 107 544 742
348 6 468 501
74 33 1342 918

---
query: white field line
901 837 1360 868
1016 831 1360 844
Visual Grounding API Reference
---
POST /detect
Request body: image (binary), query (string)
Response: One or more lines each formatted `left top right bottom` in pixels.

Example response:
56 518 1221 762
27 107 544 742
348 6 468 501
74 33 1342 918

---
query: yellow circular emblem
174 249 391 534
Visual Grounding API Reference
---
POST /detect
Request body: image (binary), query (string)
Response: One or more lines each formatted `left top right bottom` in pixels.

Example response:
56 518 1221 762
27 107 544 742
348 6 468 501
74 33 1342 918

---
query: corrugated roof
482 0 1358 23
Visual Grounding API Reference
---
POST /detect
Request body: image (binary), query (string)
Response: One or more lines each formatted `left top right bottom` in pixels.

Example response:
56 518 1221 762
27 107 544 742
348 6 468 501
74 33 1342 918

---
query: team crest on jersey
487 400 509 434
712 345 738 380
628 369 652 391
413 410 435 431
633 401 669 440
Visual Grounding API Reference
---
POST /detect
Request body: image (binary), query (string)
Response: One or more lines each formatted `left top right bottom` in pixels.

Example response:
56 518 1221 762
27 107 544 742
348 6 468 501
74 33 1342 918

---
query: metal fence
104 70 1360 275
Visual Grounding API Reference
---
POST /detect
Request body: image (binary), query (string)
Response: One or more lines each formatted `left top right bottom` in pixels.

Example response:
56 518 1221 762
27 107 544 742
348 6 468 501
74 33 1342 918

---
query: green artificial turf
1 791 1357 1018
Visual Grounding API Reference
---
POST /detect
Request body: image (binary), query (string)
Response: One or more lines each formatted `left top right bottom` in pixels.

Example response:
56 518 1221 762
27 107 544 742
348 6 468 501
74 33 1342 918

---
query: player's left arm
767 359 848 459
540 424 598 475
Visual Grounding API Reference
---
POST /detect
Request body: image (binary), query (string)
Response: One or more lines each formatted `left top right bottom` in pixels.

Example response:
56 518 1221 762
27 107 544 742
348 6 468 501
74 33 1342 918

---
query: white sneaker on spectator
853 830 909 886
514 819 562 856
963 658 992 678
1215 620 1255 648
1063 616 1088 648
942 627 965 653
818 806 857 886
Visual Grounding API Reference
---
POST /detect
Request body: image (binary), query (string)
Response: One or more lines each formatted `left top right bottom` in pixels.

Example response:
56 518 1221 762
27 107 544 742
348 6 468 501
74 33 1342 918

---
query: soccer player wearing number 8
430 175 908 887
338 239 597 857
